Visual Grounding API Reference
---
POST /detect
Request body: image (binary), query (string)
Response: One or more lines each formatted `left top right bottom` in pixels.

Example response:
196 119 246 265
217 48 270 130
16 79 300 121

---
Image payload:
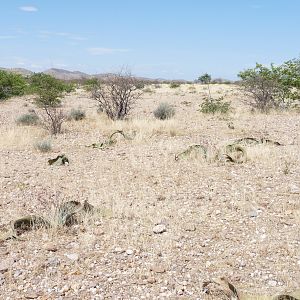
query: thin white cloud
87 47 130 55
19 6 38 12
38 30 87 41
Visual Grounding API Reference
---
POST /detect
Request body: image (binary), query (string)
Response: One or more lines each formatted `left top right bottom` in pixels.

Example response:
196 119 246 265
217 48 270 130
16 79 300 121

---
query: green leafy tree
198 73 212 98
238 60 300 112
30 73 67 134
0 70 26 101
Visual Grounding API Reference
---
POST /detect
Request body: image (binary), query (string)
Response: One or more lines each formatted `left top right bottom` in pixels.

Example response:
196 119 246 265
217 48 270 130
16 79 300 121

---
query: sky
1 0 300 80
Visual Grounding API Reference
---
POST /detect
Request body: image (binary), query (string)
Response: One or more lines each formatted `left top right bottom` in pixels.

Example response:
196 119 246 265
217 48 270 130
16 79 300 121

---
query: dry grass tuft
69 113 181 141
0 126 47 150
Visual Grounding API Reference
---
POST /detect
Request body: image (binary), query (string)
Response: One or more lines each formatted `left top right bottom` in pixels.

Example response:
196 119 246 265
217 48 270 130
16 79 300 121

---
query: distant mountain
0 67 33 76
43 68 91 80
0 66 189 83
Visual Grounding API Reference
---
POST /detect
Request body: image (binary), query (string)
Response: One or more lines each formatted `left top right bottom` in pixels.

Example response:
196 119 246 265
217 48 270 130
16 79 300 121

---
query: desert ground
0 84 300 299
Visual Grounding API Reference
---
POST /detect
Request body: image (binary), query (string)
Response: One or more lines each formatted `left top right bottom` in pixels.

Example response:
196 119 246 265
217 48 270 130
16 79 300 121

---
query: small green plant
34 140 52 152
0 70 27 101
68 108 86 121
154 102 175 120
169 82 181 88
200 97 231 114
16 113 39 125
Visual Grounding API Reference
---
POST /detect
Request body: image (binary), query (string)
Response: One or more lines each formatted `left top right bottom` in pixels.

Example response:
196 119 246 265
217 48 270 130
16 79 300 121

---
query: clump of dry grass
0 126 47 150
69 113 181 141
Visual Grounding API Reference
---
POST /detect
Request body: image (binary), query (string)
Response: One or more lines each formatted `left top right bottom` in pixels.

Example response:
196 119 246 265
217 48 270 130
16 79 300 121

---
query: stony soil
0 84 299 299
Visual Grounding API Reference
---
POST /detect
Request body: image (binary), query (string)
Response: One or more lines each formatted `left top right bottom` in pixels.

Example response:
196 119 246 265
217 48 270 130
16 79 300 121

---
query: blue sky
1 0 300 79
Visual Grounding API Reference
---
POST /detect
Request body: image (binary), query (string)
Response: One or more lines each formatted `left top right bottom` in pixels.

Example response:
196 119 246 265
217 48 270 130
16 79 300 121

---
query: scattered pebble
65 253 79 261
153 224 167 234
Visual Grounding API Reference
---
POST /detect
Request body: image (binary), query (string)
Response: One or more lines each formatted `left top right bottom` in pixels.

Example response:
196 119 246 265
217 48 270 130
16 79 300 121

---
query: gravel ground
0 84 299 299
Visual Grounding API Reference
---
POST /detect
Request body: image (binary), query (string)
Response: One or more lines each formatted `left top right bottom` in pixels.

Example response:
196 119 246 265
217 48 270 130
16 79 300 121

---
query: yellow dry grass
68 113 182 141
0 126 47 150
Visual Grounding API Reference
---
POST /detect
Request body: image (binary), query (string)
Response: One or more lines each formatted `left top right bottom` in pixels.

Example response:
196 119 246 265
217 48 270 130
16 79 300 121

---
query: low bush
199 97 231 114
0 70 27 101
16 113 39 125
143 87 154 94
68 108 86 121
34 140 52 152
169 82 181 88
154 102 175 120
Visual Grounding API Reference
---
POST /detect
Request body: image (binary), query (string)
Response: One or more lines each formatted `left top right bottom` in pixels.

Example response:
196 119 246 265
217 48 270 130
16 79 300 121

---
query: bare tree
91 70 144 120
40 106 65 135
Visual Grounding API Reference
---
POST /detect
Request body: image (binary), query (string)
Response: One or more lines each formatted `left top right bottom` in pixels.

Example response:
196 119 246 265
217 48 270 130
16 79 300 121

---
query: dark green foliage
0 70 27 100
16 113 39 125
153 102 175 120
199 97 231 114
198 73 212 84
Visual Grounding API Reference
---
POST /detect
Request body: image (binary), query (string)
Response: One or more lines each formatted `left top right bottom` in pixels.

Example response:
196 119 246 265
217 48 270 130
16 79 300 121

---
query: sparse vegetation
91 70 144 120
199 96 231 114
34 140 52 152
0 70 26 101
83 78 99 92
169 82 181 88
16 113 39 126
143 87 154 94
68 108 86 121
153 102 175 120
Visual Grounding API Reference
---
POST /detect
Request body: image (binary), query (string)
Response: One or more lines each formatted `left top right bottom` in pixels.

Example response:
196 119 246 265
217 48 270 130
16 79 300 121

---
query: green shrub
169 82 181 88
16 113 39 125
0 70 27 101
29 73 74 96
34 140 52 152
238 60 300 112
30 74 66 135
200 97 231 114
154 102 175 120
68 108 86 121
